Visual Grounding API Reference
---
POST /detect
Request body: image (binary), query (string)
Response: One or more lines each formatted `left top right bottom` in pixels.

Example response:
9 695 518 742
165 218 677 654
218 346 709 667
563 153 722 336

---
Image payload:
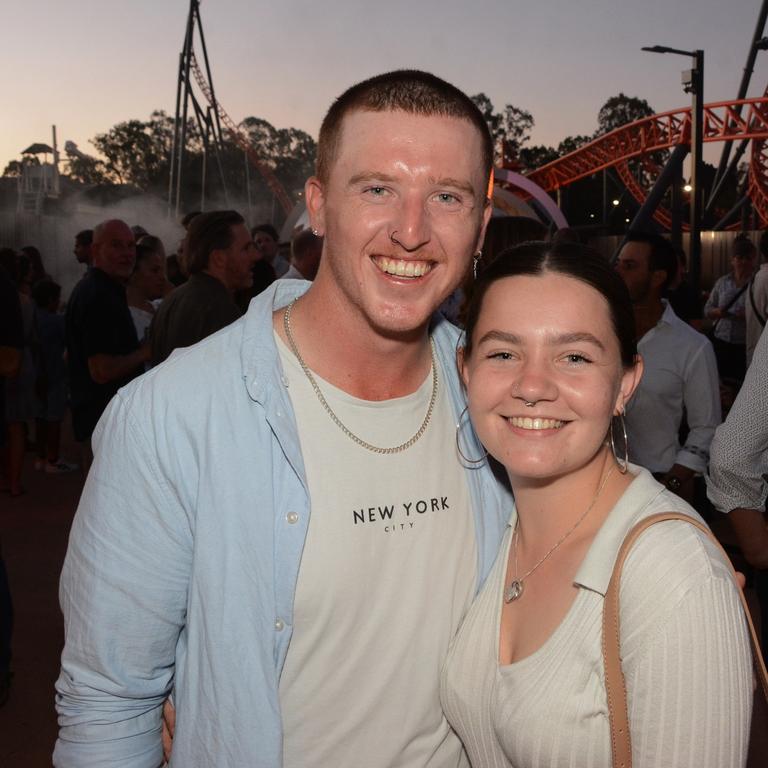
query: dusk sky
3 0 768 172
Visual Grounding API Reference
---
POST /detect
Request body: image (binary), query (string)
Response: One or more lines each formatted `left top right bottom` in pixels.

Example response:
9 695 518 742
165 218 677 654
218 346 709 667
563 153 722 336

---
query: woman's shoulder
615 485 738 653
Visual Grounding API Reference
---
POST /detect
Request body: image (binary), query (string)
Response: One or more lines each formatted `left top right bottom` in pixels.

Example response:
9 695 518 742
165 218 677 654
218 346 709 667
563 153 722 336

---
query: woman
704 234 757 384
127 242 167 344
441 241 753 766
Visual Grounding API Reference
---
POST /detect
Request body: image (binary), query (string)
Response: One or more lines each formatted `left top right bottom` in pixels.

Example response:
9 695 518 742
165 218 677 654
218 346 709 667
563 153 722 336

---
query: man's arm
0 346 21 378
87 343 150 384
728 507 768 570
54 391 191 768
707 327 768 553
674 339 721 475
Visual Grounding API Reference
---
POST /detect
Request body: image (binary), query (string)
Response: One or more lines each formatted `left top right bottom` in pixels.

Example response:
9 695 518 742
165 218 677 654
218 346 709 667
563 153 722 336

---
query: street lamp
642 44 704 296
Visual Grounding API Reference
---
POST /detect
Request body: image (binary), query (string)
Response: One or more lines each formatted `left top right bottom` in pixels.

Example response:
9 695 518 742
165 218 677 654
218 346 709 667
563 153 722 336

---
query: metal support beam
628 144 689 232
708 0 768 199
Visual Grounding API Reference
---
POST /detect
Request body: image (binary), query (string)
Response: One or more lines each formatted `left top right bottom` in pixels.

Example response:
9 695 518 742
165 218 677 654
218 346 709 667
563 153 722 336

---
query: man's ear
651 269 668 291
305 176 327 236
475 198 492 254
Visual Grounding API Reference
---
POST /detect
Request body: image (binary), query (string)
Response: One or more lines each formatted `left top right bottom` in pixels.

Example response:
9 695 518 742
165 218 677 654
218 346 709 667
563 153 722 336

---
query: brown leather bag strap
602 511 768 768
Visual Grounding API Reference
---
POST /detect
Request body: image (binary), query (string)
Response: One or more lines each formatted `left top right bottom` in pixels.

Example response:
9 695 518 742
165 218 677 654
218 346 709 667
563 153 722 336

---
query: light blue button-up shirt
54 280 513 767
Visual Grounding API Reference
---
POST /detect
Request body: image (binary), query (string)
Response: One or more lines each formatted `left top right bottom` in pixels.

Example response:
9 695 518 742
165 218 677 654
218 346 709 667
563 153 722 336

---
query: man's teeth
509 417 565 430
375 257 432 277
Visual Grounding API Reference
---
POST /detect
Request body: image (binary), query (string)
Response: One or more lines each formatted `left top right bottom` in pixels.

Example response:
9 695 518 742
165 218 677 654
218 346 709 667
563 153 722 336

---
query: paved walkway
0 430 82 767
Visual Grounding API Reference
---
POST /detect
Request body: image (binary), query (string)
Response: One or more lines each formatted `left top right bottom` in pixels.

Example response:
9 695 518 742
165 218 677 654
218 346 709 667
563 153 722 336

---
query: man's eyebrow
429 177 476 196
476 329 606 350
348 172 398 186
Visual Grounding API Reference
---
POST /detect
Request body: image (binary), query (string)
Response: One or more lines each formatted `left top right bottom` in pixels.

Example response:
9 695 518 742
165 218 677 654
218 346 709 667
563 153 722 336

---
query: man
746 230 768 366
616 231 720 502
707 325 768 650
253 222 290 277
73 229 93 268
149 210 257 366
54 70 511 767
65 220 149 467
280 227 322 281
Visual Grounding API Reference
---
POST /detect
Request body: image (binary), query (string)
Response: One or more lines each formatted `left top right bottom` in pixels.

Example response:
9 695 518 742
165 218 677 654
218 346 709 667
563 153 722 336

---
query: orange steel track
190 53 293 215
526 97 768 228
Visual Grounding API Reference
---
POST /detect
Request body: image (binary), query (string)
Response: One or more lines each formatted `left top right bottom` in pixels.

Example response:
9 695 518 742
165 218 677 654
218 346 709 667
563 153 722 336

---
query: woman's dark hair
463 240 637 368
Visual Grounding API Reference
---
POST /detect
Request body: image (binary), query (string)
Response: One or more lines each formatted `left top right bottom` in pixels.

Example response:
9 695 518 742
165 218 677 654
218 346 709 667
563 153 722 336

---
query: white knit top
441 467 753 767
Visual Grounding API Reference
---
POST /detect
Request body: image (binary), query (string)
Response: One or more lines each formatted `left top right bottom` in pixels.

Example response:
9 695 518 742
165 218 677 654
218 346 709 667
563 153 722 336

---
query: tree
596 94 654 135
518 144 558 171
471 93 534 164
2 160 24 177
557 135 592 155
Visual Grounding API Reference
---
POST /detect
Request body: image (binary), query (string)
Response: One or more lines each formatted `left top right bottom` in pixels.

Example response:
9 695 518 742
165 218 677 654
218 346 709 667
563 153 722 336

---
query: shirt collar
572 465 667 596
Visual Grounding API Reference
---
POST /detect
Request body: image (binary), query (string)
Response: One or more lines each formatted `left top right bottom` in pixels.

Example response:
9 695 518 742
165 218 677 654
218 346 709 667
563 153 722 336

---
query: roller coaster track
189 52 293 215
526 97 768 228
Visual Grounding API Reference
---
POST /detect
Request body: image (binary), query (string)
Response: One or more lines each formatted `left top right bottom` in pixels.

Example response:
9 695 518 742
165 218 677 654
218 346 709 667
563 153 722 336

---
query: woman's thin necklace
504 464 615 603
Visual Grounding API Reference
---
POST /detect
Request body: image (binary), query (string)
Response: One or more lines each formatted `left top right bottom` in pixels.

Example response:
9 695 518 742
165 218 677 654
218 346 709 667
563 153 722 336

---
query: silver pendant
504 580 524 603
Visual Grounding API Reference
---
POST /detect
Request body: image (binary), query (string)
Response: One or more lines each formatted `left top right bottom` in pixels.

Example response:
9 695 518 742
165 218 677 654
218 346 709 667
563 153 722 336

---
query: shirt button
275 618 285 631
286 512 299 524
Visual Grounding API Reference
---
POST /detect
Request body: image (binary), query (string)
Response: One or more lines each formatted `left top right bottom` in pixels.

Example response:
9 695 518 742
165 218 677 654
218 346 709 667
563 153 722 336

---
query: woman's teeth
509 417 565 430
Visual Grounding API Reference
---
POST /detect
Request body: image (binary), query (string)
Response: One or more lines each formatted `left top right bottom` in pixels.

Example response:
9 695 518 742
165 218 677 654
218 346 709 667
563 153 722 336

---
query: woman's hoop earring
455 405 488 465
610 411 629 474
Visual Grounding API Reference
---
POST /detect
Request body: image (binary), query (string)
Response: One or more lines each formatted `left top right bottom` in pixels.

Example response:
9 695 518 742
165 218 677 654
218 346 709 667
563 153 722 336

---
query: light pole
642 45 704 295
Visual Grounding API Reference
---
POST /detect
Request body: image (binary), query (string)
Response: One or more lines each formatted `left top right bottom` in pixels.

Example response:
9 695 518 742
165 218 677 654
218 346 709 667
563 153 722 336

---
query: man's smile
371 255 434 278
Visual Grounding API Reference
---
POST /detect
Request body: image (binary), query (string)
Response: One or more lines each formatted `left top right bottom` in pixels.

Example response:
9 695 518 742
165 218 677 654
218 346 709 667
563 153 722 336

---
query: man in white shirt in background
616 231 721 503
746 230 768 366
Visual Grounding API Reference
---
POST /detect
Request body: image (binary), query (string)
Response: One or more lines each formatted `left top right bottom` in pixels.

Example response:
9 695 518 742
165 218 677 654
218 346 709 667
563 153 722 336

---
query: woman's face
132 253 166 300
460 272 641 482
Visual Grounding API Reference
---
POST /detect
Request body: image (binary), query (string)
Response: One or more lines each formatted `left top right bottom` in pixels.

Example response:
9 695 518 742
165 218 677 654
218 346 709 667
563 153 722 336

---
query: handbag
601 512 768 768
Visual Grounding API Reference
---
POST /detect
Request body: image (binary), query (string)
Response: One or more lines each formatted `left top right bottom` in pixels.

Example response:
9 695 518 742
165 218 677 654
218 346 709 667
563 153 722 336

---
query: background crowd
0 211 766 714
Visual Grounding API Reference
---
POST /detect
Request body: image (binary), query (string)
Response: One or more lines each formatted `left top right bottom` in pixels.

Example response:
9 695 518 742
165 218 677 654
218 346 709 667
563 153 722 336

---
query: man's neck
201 268 232 294
632 296 665 340
274 288 434 402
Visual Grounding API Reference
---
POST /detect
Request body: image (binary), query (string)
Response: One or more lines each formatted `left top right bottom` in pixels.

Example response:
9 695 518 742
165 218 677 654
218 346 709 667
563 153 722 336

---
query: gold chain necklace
504 464 615 603
282 299 438 454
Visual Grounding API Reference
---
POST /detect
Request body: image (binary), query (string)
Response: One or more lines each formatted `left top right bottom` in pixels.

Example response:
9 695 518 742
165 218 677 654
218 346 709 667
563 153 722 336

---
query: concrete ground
0 424 82 767
0 425 765 766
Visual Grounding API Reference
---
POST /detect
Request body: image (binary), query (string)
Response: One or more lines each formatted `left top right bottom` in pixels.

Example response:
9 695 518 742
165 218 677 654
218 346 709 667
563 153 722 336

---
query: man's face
254 231 278 261
306 109 491 337
74 238 91 265
222 223 259 292
615 241 654 304
92 221 136 282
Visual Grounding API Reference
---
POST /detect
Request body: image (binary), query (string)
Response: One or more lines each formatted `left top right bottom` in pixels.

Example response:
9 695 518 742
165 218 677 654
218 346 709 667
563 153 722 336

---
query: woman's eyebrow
476 329 606 351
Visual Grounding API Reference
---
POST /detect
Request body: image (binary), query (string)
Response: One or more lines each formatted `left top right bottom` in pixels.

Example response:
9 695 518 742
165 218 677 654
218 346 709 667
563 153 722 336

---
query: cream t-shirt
277 334 477 768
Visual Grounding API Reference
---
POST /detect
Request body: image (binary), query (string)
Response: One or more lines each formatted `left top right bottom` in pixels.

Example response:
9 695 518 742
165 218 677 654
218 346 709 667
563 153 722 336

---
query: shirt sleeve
54 392 192 767
703 277 722 316
622 526 753 767
675 339 721 473
707 326 768 512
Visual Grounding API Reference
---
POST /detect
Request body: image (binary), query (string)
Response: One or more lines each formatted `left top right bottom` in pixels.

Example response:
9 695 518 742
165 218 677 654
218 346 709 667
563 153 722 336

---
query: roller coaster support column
627 144 688 235
687 50 704 296
641 46 704 292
